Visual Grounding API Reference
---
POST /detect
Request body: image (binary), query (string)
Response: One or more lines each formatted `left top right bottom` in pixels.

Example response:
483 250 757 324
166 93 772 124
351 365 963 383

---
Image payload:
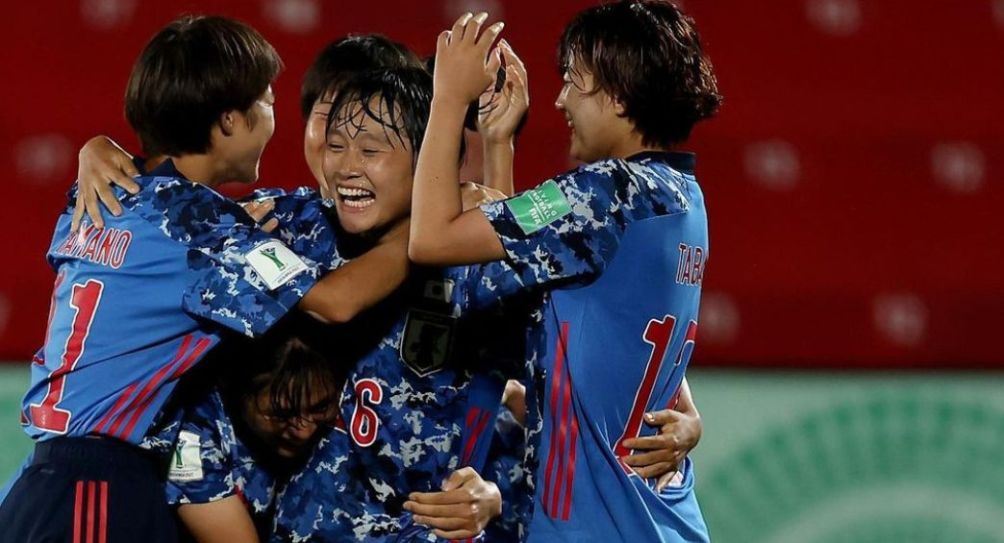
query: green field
3 366 1003 542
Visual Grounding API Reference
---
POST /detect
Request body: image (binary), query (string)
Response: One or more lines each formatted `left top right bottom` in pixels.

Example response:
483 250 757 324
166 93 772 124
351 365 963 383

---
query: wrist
481 137 515 150
431 95 471 112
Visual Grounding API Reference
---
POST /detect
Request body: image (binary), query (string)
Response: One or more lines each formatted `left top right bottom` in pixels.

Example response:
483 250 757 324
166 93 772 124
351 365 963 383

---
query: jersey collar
626 151 696 174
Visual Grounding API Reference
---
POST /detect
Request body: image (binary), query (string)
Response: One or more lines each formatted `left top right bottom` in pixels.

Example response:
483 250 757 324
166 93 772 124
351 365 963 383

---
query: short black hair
559 1 721 146
125 15 282 156
326 67 435 162
300 34 423 121
217 312 344 422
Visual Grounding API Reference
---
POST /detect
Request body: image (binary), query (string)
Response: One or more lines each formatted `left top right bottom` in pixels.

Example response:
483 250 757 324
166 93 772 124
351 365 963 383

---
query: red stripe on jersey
462 410 492 465
99 481 108 543
465 407 479 431
550 339 577 519
542 322 570 519
117 337 211 440
73 481 84 543
561 412 580 521
104 335 193 437
93 382 138 435
86 481 96 543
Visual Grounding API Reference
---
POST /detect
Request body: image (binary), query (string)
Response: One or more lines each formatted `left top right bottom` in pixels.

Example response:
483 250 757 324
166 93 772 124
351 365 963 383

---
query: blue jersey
22 160 319 445
259 189 524 542
155 388 284 539
483 407 532 542
479 152 710 542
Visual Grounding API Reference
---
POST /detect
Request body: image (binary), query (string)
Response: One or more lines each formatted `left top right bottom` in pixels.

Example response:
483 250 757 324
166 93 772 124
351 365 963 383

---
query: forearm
300 234 409 324
410 97 469 259
481 140 514 196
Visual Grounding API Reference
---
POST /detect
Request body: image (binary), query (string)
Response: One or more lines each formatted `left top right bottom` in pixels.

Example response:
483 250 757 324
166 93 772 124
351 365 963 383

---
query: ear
219 110 236 137
611 96 627 116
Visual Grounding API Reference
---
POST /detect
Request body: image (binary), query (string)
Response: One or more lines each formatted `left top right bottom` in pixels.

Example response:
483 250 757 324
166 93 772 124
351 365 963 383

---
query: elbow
407 236 442 266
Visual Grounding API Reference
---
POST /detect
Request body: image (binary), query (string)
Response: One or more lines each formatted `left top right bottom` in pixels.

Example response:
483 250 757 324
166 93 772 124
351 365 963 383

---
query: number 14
612 315 697 466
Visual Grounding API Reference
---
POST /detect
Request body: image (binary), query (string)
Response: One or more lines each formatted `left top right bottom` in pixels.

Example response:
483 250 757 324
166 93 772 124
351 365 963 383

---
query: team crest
400 308 456 377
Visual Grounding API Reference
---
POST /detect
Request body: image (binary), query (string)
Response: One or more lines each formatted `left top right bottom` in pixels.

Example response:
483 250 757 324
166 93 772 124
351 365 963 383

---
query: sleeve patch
504 180 573 235
169 430 204 482
245 239 309 291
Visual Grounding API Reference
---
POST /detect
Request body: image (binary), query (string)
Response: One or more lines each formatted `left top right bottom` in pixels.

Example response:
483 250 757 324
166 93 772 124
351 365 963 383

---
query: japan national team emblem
400 308 456 377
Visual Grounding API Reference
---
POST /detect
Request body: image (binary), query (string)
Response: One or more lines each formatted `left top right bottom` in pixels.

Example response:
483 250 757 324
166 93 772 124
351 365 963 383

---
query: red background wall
1 0 1001 367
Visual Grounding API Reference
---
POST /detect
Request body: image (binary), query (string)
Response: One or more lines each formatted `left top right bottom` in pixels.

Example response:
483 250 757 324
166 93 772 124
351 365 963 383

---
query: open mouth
336 186 376 209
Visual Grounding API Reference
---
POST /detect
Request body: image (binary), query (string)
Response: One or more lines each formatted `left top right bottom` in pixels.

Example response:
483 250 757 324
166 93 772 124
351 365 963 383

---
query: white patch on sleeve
245 239 309 290
168 430 204 482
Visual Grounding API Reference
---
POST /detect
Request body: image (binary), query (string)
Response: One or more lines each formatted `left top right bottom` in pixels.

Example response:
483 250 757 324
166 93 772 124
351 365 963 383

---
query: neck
170 154 227 188
608 131 668 160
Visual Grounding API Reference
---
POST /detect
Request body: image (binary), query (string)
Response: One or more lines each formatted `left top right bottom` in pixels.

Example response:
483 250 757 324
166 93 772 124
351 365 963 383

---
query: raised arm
477 40 528 197
409 13 509 266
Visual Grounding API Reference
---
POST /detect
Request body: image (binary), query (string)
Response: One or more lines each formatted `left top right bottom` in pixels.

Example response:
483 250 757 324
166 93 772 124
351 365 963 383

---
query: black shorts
0 437 177 543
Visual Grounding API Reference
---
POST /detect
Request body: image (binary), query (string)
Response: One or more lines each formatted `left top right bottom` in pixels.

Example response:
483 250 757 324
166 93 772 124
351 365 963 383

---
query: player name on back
53 224 133 269
675 242 707 287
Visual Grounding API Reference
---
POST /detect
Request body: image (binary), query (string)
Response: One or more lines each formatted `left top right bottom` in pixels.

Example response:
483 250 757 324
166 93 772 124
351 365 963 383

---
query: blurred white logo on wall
807 0 862 36
873 293 928 348
745 140 801 191
931 142 985 194
445 0 504 20
699 292 741 345
264 0 320 34
81 0 135 29
994 0 1004 30
15 134 73 185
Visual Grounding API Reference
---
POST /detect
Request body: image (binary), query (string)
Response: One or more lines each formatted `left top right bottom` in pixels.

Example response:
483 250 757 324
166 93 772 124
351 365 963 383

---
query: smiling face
322 96 414 236
554 58 630 163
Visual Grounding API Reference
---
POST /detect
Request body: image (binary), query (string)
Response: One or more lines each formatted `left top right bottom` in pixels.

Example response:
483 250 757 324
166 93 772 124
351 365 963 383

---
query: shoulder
124 175 260 248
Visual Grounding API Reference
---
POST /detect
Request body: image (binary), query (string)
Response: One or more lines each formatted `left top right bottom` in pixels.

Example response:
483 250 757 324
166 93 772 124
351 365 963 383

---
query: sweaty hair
326 67 435 162
300 34 424 121
217 313 343 422
558 0 721 146
125 15 282 156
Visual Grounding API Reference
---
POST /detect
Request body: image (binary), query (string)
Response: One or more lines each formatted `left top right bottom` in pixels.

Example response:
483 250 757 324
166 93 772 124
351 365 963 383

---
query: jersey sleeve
182 223 321 338
478 159 632 290
165 393 237 506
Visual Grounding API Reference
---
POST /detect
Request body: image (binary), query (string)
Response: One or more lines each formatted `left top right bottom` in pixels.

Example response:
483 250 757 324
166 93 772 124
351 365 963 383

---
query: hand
404 466 502 540
501 379 527 426
460 182 506 211
72 136 140 232
477 40 529 145
433 12 505 107
621 408 703 492
240 199 278 233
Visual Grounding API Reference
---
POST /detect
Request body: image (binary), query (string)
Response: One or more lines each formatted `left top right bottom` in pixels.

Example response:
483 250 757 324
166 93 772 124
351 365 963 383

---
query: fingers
71 197 85 233
413 514 472 531
261 218 279 233
452 12 474 41
632 461 678 480
644 409 683 427
622 448 672 467
96 183 123 217
111 162 140 194
485 47 502 82
441 466 477 491
622 433 678 452
656 470 685 492
404 501 478 520
82 185 105 230
242 199 275 224
407 487 475 506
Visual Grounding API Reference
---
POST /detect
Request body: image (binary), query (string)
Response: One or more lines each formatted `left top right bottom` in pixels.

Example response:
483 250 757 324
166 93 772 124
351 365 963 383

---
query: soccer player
409 3 722 541
70 31 707 542
0 17 411 542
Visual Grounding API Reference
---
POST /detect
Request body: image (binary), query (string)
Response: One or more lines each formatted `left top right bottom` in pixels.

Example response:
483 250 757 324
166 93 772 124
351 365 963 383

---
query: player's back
24 162 315 445
528 153 710 542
